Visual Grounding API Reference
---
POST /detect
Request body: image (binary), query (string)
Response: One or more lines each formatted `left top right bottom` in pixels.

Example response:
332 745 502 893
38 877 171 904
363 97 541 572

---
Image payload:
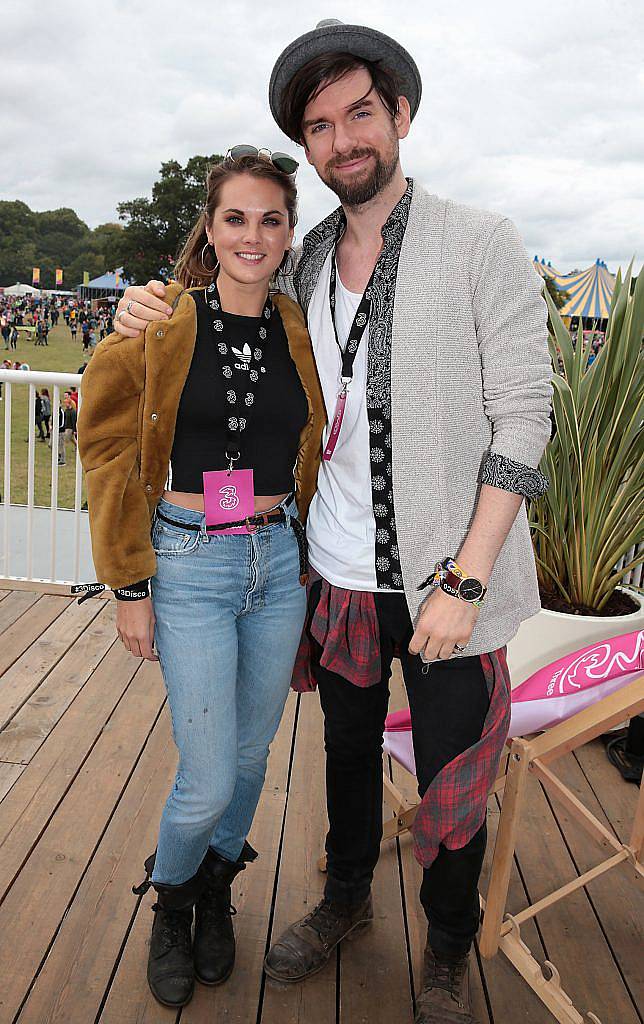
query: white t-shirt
306 251 402 592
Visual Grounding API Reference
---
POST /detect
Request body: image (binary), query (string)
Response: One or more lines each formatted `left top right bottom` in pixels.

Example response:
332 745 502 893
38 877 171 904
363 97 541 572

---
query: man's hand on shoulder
114 281 173 338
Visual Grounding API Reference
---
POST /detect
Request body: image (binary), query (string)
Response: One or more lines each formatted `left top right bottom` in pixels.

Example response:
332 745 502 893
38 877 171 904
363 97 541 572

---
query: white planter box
506 587 644 688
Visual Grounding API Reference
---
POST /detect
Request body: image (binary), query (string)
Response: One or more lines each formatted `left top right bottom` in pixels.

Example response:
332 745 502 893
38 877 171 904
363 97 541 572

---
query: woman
63 393 77 451
78 152 325 1008
40 387 51 439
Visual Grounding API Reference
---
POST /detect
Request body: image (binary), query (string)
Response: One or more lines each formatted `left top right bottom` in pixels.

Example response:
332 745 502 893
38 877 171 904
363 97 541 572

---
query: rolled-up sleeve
473 217 553 498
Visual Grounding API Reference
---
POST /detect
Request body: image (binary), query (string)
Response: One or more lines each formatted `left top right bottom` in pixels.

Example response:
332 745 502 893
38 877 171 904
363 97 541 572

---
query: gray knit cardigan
286 183 554 655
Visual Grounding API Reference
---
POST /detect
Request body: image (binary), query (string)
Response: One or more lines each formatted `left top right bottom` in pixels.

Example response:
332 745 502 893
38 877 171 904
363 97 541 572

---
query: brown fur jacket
77 283 326 590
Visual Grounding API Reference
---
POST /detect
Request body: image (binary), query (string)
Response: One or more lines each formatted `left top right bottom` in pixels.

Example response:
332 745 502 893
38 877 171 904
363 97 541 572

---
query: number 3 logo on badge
218 485 240 511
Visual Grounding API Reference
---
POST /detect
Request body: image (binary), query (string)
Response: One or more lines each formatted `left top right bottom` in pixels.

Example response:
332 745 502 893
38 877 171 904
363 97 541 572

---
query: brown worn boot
263 894 373 982
415 942 478 1023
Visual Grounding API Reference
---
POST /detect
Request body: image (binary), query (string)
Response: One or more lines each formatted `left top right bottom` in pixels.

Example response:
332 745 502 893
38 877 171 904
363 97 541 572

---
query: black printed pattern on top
481 451 550 500
365 181 413 588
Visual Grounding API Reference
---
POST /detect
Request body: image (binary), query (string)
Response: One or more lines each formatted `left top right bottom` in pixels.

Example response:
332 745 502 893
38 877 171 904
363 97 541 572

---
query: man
35 390 46 441
114 21 552 1023
56 400 67 466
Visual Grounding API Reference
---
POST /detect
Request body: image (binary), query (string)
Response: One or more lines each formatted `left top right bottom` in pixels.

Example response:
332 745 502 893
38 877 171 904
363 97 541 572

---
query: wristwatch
432 558 487 607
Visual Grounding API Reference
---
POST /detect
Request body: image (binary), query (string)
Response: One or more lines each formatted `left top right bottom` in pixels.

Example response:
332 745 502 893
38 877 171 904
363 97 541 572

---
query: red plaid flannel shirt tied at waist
291 572 512 869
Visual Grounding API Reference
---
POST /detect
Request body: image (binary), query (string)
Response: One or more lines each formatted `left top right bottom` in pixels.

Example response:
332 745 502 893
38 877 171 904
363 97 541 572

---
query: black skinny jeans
310 583 492 957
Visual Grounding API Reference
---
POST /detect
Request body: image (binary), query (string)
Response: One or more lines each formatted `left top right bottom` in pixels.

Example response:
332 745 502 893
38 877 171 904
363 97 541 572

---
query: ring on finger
115 310 125 324
125 299 135 314
454 643 466 652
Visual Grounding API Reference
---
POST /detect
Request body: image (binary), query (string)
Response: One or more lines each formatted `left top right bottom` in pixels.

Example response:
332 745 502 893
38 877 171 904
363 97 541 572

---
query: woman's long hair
174 155 298 289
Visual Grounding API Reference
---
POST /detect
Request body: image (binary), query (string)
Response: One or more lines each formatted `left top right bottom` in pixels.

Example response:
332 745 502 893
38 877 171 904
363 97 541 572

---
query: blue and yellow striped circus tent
559 260 615 319
533 257 564 283
533 257 615 319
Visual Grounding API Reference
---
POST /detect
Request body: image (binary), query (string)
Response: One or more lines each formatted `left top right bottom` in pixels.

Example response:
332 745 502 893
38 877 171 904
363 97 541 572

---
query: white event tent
2 282 40 296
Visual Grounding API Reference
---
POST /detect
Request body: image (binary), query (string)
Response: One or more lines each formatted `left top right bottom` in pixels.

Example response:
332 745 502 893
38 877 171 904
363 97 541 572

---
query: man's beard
322 139 399 207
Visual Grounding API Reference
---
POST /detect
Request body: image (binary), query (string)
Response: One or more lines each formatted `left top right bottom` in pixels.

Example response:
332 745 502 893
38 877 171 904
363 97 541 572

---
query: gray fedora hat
269 19 422 139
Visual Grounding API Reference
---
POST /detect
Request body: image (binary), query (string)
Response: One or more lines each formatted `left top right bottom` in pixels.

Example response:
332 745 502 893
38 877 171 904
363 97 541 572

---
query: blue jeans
150 496 306 885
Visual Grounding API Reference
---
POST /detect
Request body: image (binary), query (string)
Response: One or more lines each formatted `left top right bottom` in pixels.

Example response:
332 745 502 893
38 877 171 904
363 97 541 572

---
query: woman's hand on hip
116 597 159 661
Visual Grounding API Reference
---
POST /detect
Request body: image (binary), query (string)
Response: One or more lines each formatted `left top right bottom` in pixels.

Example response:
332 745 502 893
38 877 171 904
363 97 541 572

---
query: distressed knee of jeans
192 793 235 829
172 776 236 828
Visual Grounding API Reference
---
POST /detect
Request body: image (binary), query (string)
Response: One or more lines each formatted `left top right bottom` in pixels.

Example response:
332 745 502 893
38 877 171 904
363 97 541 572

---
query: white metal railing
1 368 87 585
0 368 642 595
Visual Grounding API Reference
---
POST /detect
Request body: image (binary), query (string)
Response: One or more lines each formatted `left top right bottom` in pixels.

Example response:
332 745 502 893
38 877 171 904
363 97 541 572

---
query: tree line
0 200 123 289
4 154 591 304
0 154 223 289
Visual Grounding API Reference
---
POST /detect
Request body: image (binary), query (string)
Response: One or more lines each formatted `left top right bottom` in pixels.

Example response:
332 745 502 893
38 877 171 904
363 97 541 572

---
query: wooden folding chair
477 675 643 1023
378 664 644 1023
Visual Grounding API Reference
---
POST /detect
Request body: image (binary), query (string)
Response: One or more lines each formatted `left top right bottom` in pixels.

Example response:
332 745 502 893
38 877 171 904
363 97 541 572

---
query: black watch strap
114 579 150 601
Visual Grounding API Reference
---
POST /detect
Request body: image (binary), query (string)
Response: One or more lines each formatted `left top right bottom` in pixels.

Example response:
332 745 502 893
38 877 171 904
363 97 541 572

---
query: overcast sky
2 0 642 273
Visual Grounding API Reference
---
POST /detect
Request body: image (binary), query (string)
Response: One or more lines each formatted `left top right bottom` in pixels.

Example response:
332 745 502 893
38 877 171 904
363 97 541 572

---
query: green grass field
1 322 90 508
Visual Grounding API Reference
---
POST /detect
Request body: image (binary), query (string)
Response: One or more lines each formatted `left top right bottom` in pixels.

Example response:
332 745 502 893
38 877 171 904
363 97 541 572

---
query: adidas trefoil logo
231 344 253 364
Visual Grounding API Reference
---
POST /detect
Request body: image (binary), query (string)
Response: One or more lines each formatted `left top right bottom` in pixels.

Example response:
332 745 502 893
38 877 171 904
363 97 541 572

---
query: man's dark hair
281 52 402 144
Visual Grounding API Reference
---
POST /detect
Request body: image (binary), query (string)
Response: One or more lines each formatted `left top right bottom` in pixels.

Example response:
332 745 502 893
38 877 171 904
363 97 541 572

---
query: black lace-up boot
132 853 204 1008
193 841 257 985
263 893 373 982
414 939 478 1023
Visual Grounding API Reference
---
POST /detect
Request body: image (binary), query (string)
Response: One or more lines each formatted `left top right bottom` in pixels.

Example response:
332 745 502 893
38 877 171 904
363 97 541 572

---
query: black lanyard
206 278 273 469
328 227 377 388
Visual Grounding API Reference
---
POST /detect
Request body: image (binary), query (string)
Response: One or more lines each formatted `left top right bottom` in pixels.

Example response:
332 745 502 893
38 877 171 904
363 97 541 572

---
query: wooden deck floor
0 586 641 1024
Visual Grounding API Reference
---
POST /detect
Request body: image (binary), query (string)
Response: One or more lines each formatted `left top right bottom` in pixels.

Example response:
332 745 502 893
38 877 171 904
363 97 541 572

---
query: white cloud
1 0 642 272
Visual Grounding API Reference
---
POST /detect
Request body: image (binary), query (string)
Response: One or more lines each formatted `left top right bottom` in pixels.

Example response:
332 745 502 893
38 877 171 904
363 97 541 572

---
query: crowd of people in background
568 325 606 366
0 293 115 354
0 291 110 461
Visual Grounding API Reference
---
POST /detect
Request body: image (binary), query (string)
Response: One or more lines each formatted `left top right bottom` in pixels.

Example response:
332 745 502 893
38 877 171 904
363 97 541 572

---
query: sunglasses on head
225 145 299 176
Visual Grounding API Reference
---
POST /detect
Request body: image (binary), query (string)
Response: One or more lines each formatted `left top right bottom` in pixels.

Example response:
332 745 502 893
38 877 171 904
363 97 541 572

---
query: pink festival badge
203 469 255 536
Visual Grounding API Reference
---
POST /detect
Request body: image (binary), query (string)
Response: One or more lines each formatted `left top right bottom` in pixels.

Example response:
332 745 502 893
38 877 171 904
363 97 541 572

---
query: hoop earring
200 242 219 274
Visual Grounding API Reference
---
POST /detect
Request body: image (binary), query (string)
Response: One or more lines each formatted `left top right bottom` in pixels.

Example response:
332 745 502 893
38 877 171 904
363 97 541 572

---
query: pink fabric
385 708 412 732
512 629 643 702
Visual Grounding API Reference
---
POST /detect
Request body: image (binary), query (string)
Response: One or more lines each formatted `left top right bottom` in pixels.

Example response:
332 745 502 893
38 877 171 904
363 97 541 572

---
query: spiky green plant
529 265 644 612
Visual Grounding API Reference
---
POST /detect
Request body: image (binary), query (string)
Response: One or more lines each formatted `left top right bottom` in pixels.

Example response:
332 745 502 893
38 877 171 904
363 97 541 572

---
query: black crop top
170 289 308 494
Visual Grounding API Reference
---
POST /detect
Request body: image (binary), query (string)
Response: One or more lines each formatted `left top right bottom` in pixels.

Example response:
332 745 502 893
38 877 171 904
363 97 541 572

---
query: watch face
459 577 484 602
